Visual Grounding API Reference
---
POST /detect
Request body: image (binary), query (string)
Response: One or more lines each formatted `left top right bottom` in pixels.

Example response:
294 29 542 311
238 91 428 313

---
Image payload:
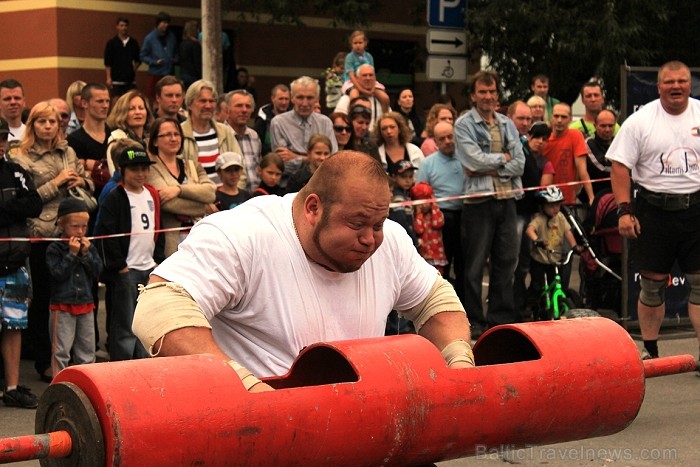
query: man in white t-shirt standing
0 79 26 143
607 60 700 363
133 151 473 391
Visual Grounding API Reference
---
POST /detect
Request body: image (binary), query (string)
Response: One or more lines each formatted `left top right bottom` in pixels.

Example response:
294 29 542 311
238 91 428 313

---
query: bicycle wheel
564 308 601 318
553 295 576 319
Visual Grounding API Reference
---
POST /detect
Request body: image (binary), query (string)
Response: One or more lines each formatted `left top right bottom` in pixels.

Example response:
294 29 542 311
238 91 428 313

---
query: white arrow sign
427 29 467 55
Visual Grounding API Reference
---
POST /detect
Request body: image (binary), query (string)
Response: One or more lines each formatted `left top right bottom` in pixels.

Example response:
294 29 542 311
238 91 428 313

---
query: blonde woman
10 101 94 383
106 90 153 174
146 117 215 257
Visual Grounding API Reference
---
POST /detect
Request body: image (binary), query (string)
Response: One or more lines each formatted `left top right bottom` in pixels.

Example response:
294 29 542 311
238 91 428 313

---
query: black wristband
616 202 632 219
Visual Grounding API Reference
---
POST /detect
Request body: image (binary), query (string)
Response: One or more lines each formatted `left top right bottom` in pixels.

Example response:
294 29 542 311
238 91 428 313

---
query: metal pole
0 431 72 464
201 0 223 94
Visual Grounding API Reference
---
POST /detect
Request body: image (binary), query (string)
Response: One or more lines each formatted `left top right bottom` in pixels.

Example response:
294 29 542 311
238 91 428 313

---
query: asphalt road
1 327 698 466
1 268 698 466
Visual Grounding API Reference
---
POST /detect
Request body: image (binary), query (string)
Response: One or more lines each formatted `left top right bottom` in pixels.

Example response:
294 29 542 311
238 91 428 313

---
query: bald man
134 151 473 392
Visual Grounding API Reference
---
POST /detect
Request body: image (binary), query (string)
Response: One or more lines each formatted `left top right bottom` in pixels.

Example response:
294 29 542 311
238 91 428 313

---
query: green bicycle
532 246 599 321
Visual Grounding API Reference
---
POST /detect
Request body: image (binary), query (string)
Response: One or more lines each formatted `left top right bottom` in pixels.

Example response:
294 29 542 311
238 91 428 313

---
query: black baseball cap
0 118 10 140
117 147 155 168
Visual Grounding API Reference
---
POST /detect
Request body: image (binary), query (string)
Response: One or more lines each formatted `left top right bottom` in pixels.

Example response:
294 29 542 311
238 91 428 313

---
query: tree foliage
222 0 380 27
466 0 676 107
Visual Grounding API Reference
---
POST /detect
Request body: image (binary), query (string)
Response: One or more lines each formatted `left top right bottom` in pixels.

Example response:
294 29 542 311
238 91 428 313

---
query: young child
212 152 251 211
325 52 345 111
343 30 390 113
388 160 418 245
409 182 447 275
95 146 164 361
46 198 103 376
386 160 418 335
525 186 582 318
286 134 332 193
253 152 285 197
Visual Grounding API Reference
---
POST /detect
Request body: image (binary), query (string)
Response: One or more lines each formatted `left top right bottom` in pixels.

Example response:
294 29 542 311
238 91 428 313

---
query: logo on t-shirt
658 147 700 175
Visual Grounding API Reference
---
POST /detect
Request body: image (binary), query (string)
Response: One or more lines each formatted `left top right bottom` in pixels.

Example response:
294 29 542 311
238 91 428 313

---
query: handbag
68 185 98 212
90 159 112 189
62 152 98 212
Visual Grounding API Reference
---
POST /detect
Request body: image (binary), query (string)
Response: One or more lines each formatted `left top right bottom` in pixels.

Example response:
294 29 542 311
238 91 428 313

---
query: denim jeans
109 268 151 361
461 199 519 327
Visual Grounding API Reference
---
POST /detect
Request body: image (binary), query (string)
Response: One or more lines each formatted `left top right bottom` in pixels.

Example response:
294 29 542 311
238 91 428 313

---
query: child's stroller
561 193 623 316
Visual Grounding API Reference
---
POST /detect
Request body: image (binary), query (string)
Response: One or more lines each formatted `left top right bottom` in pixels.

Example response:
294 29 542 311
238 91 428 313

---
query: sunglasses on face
333 125 352 133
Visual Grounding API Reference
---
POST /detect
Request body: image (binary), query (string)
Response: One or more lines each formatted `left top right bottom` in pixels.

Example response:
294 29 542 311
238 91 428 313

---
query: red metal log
0 431 71 464
36 317 675 466
7 318 688 465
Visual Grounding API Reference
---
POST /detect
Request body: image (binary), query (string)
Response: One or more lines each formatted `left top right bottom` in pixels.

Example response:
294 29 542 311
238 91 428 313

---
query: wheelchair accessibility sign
427 56 467 82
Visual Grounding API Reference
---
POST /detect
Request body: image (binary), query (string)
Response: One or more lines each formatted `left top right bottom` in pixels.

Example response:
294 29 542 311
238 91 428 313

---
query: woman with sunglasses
330 112 352 150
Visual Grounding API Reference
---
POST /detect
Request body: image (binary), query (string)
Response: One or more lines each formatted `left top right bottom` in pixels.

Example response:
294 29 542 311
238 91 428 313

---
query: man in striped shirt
181 79 244 187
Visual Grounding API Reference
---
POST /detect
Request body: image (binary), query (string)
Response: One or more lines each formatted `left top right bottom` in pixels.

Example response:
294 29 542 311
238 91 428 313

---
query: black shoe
3 385 39 409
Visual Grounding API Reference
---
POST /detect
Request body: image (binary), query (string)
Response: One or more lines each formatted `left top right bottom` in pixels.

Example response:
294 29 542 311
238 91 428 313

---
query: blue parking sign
427 0 466 29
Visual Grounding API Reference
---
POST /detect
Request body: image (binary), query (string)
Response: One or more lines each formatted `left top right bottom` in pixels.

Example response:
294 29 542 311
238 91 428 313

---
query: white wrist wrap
228 360 263 391
441 339 475 368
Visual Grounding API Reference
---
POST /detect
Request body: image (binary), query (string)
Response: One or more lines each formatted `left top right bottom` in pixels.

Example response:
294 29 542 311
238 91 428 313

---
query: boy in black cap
95 145 163 361
0 117 43 407
386 160 418 335
388 160 418 245
46 198 103 377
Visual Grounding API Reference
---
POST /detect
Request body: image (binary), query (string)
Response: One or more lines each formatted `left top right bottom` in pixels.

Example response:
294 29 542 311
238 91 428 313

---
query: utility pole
201 0 223 93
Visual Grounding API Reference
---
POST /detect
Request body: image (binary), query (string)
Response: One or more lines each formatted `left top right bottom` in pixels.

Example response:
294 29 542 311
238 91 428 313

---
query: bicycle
531 245 600 321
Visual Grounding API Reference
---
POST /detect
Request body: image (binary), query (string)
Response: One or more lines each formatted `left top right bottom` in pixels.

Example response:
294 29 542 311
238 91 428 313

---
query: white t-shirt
125 188 157 271
153 193 437 376
606 99 700 193
8 123 25 142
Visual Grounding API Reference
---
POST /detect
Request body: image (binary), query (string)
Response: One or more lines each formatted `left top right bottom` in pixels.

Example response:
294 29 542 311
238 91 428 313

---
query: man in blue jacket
454 70 525 335
140 11 177 106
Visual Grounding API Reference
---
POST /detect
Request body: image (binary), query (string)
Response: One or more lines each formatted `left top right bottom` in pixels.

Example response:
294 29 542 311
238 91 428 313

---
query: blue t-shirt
344 51 375 82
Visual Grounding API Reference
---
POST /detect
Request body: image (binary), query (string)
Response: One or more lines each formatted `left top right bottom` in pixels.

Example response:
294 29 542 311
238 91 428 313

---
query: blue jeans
109 269 151 361
461 199 519 327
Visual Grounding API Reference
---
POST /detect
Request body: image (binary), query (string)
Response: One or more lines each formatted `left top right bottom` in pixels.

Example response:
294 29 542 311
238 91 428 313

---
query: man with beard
133 151 474 392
